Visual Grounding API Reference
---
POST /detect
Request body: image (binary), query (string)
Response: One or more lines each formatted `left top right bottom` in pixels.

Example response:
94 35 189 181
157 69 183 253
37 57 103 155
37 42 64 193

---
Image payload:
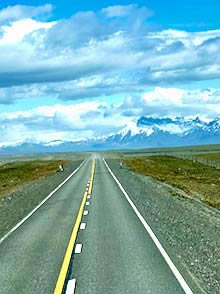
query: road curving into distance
0 154 196 293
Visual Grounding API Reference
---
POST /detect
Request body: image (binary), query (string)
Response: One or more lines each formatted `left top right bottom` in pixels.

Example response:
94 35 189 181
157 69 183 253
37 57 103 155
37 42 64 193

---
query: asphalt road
68 156 192 294
0 155 194 293
0 158 92 294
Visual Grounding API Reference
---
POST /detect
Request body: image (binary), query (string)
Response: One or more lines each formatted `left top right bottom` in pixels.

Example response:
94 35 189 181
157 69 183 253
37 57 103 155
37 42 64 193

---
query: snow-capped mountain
1 116 220 153
104 116 220 148
101 116 220 149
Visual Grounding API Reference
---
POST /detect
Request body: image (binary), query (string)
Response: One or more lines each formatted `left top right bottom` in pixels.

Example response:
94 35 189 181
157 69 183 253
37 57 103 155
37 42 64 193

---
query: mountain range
1 116 220 153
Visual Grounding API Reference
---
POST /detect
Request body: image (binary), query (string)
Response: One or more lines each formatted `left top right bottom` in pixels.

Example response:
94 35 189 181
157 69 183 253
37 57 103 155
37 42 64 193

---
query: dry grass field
0 160 68 200
193 152 220 161
123 155 220 209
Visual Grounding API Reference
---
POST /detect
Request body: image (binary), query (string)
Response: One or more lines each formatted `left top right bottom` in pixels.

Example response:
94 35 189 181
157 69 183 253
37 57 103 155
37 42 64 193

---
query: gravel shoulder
0 160 83 240
106 158 220 294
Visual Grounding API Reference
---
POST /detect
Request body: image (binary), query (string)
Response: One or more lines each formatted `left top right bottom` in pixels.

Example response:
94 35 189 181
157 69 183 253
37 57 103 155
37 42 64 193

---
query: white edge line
0 160 86 245
103 158 193 294
66 279 76 294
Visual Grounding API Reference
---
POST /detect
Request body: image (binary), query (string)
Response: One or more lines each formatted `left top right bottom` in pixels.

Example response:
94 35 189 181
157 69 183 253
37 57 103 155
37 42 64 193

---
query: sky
1 0 220 145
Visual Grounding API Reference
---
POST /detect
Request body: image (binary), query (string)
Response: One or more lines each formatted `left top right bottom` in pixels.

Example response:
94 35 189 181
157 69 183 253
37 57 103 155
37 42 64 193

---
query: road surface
67 156 193 294
0 159 91 293
0 155 194 293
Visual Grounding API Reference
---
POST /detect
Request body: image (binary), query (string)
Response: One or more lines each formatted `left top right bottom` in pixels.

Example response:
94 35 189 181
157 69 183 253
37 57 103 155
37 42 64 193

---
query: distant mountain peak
1 116 220 153
118 121 153 138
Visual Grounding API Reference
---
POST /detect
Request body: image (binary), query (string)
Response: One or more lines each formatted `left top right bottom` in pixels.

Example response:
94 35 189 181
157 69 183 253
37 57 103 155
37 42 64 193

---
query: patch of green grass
123 156 220 209
0 160 68 199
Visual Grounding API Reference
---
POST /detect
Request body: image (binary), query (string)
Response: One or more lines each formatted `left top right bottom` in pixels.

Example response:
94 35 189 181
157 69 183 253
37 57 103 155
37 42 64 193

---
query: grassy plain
118 144 220 155
0 152 86 166
123 155 220 209
0 159 68 200
192 152 220 161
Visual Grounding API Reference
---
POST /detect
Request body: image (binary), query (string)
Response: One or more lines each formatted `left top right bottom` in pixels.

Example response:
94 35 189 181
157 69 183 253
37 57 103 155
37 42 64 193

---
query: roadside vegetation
193 152 220 161
0 160 68 200
123 156 220 208
119 144 220 156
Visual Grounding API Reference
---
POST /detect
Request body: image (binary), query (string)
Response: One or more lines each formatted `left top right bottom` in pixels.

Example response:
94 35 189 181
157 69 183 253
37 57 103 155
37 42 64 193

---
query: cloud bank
1 4 220 145
0 4 220 104
1 87 220 144
0 4 54 23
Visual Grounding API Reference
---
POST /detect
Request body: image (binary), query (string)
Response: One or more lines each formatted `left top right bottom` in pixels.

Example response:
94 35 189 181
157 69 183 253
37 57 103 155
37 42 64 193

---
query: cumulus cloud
1 4 220 105
0 101 128 144
2 4 220 145
102 5 135 17
1 87 220 145
119 87 220 119
101 4 153 19
0 84 44 104
0 18 55 45
0 4 54 23
0 76 144 104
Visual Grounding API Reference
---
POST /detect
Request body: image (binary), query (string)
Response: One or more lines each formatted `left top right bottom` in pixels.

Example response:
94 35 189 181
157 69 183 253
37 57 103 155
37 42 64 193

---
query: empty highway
0 155 194 293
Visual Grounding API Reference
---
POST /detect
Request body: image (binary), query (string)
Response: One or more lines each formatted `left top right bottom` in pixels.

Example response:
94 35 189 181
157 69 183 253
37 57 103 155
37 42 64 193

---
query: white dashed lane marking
66 279 76 294
65 164 95 293
75 244 83 254
80 223 86 230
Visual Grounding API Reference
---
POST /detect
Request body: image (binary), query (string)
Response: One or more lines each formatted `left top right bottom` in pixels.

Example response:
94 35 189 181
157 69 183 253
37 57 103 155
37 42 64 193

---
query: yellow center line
88 160 95 195
54 159 95 294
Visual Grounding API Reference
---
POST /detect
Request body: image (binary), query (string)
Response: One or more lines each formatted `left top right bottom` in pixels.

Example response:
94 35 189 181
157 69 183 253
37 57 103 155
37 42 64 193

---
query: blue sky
1 1 220 145
2 0 220 30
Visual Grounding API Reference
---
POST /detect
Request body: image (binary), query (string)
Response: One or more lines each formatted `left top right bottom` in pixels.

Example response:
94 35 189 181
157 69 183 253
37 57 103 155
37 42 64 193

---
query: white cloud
1 4 220 145
0 4 54 23
143 88 185 105
0 18 55 44
150 29 220 47
119 87 220 119
0 101 129 144
102 5 138 17
0 3 220 119
0 16 219 102
1 87 220 145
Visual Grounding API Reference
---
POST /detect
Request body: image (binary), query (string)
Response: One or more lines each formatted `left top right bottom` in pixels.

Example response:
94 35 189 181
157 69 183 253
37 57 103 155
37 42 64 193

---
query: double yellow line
54 159 96 294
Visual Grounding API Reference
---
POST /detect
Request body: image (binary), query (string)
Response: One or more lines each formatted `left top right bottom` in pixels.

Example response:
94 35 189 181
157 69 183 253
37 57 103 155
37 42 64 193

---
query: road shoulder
106 158 220 294
0 160 83 240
